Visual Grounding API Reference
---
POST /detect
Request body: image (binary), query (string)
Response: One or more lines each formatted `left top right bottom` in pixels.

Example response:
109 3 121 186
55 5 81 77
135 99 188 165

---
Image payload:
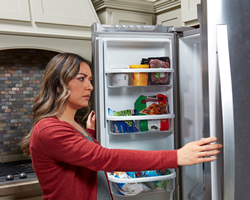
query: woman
20 53 222 200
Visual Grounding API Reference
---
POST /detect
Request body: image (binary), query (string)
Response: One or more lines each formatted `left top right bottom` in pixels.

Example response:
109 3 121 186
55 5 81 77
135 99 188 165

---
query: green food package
140 170 170 190
153 170 170 189
113 109 136 116
134 95 148 132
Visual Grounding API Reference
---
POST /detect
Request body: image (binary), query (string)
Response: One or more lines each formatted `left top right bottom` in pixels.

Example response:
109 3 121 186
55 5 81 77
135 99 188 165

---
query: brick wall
0 49 58 156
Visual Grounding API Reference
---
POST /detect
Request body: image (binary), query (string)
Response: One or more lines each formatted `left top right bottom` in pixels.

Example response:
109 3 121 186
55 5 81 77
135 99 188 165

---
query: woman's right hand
177 137 223 166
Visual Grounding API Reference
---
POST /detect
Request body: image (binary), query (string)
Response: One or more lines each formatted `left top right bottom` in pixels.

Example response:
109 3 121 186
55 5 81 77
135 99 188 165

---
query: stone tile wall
0 49 58 156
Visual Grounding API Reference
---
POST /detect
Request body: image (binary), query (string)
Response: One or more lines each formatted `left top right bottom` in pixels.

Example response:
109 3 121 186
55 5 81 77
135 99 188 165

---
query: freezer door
92 25 178 200
178 29 204 200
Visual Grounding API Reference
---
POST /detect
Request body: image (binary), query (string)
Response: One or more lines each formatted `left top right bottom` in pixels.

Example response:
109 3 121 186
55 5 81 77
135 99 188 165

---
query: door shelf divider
108 129 172 136
106 114 175 121
107 84 172 88
108 169 176 183
105 69 174 73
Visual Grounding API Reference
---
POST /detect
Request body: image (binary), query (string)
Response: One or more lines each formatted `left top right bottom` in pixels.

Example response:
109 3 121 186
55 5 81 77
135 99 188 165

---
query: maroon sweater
30 117 178 200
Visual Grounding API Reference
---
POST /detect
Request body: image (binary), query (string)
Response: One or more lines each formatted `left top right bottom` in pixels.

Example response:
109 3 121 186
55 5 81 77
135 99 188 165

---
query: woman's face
67 62 93 110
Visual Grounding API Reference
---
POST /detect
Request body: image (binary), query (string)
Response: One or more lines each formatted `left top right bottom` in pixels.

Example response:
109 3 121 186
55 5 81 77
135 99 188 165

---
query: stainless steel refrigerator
91 0 250 199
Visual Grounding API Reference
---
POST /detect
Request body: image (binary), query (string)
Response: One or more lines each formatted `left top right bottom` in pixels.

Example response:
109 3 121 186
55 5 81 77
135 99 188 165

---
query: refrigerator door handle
216 24 235 200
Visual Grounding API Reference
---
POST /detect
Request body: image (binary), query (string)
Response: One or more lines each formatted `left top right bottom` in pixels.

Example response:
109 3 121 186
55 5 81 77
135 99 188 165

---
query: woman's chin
79 103 89 108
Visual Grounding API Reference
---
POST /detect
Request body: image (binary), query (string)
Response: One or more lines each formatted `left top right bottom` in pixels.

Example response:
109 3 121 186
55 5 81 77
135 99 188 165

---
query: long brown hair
20 53 91 156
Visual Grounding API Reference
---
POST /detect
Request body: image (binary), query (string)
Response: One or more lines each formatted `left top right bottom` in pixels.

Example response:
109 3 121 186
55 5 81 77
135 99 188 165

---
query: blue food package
126 171 139 178
109 108 139 133
113 121 139 133
140 169 169 177
139 170 170 189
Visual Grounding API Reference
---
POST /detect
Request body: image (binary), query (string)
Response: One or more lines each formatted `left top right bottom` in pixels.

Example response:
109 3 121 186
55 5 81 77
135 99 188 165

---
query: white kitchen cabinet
104 9 155 25
92 0 155 25
0 34 92 61
97 8 155 25
157 8 182 27
32 0 99 27
0 0 99 40
0 0 31 22
181 0 200 27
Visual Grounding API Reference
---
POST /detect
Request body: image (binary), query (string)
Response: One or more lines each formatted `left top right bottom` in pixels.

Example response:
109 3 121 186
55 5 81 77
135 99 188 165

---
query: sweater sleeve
35 123 178 172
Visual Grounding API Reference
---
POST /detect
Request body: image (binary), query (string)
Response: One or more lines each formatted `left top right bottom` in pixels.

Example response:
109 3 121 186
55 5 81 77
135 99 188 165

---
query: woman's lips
83 95 90 100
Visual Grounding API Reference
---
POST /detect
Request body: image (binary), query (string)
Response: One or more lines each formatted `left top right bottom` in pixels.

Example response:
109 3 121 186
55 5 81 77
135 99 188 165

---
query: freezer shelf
107 85 172 88
108 130 172 136
105 69 174 73
108 118 173 135
106 114 175 121
106 71 173 87
108 169 176 198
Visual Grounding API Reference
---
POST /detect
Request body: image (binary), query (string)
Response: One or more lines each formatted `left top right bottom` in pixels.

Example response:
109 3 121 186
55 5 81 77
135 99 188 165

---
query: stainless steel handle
216 24 235 200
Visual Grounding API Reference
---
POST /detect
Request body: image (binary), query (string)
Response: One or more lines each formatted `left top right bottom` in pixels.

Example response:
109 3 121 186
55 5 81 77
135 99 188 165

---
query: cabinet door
32 0 99 27
157 8 181 27
181 0 200 26
0 0 30 21
109 9 154 25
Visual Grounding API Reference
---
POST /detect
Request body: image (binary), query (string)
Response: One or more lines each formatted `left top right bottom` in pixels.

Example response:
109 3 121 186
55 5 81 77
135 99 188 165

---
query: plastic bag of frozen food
108 108 139 133
113 172 150 196
134 94 170 132
139 169 170 189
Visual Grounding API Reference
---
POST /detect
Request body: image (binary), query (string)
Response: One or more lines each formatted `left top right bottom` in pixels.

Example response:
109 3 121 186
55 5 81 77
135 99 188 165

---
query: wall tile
0 49 58 156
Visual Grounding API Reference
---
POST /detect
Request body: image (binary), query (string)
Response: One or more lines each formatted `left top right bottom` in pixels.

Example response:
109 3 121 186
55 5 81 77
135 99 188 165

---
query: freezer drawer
108 169 176 199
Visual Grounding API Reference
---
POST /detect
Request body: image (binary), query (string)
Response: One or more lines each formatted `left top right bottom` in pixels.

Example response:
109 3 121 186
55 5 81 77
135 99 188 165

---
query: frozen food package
113 171 150 196
134 95 148 132
134 94 170 132
112 109 137 116
108 108 139 133
147 57 170 85
112 73 129 86
126 171 139 178
110 64 130 86
139 170 170 189
130 64 149 86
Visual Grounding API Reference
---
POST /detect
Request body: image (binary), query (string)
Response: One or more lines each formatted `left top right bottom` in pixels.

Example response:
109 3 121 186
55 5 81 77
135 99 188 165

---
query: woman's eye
78 77 84 81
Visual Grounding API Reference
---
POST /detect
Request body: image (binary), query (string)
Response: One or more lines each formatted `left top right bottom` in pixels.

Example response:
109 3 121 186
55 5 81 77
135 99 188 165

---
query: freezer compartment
108 169 176 198
108 118 173 135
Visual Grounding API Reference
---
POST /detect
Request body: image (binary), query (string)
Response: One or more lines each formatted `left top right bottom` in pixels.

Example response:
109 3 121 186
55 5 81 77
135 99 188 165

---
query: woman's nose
88 81 93 90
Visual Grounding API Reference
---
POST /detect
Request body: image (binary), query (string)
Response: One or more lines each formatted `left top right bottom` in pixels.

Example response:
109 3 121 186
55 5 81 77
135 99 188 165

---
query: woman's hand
177 137 223 166
86 110 96 130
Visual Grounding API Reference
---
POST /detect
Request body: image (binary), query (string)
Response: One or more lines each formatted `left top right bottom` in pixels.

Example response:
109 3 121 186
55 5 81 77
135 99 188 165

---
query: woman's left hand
86 110 96 130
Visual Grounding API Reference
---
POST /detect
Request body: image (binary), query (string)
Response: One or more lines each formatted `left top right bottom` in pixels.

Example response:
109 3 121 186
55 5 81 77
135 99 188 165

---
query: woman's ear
57 87 60 93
